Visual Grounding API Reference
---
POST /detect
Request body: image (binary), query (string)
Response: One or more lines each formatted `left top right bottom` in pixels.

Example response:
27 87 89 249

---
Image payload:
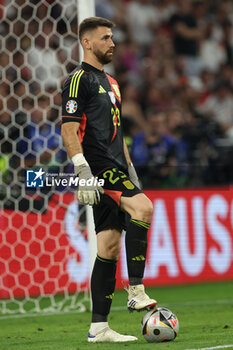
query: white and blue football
141 307 179 343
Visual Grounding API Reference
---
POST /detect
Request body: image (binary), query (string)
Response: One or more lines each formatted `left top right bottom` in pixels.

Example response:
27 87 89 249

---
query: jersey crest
108 91 116 104
106 74 121 103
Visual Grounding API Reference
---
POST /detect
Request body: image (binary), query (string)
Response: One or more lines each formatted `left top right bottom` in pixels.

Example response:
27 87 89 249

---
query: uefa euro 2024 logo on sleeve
26 168 45 187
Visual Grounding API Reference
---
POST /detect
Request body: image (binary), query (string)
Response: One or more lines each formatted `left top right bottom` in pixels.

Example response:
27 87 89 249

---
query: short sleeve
62 69 89 123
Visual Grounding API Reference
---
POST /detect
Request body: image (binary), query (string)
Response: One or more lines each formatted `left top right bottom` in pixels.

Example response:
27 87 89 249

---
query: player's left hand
128 163 141 189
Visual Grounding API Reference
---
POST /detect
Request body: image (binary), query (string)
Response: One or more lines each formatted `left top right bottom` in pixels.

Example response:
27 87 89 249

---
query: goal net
0 0 92 315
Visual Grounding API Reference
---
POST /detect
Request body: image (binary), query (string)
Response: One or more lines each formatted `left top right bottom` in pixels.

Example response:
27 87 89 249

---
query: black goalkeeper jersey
62 62 128 175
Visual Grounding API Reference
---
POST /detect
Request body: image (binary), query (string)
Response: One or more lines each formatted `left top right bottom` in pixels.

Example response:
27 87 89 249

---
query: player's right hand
75 164 104 206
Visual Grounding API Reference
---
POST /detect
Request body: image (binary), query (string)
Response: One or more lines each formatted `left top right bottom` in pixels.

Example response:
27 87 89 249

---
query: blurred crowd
1 0 233 206
100 0 233 188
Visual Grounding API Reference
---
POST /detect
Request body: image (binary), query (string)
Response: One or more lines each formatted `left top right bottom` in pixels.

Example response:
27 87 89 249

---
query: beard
93 48 113 65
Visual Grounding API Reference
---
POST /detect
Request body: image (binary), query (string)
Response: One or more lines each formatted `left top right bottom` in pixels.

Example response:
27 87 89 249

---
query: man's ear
81 36 91 50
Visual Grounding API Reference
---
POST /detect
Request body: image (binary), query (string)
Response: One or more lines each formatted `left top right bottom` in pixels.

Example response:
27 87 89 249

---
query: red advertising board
116 187 233 288
1 187 233 298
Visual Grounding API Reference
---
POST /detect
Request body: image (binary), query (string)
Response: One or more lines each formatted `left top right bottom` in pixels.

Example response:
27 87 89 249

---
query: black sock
91 255 117 323
125 218 150 285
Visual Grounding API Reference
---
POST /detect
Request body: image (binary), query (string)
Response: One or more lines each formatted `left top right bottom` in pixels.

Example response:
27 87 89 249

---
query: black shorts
93 167 142 234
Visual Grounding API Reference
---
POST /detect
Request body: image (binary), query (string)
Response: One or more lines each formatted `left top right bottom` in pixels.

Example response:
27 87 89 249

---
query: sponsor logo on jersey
99 85 106 93
66 100 77 114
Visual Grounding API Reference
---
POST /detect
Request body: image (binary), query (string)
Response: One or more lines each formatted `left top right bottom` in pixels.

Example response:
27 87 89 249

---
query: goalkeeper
61 17 157 343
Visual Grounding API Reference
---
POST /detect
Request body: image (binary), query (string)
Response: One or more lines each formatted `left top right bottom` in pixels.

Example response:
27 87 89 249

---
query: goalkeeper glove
72 154 104 206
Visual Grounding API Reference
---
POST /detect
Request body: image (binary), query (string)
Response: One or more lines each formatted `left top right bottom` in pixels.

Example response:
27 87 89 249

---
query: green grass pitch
1 281 233 350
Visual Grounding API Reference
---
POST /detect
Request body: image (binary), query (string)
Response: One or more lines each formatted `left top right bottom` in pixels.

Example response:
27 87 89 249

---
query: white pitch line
111 298 233 310
162 299 233 307
0 298 232 320
186 345 233 350
0 309 82 320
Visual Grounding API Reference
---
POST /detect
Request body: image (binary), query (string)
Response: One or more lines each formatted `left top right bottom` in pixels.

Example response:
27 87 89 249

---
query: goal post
76 0 97 311
0 0 96 315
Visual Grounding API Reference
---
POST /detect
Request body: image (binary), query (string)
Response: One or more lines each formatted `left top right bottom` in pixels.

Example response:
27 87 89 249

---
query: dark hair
78 17 115 42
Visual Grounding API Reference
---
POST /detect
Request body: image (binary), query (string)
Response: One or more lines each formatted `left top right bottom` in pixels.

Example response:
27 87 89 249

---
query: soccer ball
141 307 179 343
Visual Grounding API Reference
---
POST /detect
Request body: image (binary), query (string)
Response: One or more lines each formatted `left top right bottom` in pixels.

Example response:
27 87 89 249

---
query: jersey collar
81 62 105 74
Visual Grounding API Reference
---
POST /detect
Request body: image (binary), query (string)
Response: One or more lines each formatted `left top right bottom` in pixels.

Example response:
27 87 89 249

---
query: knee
109 244 121 260
146 199 154 220
99 240 121 260
121 193 154 223
107 241 121 260
133 197 154 222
